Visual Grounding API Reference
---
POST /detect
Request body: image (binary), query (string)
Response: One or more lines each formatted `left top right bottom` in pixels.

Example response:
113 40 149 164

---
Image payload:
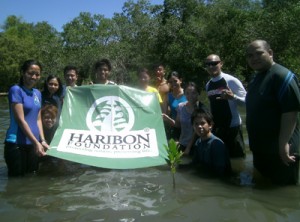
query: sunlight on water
0 97 299 222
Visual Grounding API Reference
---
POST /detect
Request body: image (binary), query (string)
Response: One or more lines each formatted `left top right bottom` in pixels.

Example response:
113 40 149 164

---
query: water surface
0 97 299 222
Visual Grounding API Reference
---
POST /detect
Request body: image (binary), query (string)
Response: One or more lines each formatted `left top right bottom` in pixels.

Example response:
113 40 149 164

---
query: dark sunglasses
205 61 221 67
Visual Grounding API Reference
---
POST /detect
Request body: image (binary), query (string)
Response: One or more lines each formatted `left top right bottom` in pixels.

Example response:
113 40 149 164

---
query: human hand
34 142 47 157
279 143 296 166
217 86 235 100
41 141 50 152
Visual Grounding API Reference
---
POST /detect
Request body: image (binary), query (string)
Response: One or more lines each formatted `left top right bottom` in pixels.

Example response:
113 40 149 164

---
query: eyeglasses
205 61 221 67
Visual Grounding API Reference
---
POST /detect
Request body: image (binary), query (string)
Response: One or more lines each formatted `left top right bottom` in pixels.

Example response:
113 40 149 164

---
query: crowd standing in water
3 39 300 186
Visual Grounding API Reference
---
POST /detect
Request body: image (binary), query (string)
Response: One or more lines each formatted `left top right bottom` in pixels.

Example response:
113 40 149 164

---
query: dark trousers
213 125 246 158
253 152 299 185
4 142 39 176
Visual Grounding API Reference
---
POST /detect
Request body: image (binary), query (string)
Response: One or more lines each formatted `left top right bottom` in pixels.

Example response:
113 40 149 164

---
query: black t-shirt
246 63 300 154
206 78 232 127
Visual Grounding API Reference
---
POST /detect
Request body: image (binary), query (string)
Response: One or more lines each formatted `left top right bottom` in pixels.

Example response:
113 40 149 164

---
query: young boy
191 109 232 177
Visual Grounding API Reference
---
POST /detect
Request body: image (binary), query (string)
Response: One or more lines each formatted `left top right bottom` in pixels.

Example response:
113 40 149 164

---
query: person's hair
94 59 112 72
63 65 78 76
167 71 184 89
43 74 63 97
154 63 165 70
167 71 182 80
137 68 150 77
191 109 214 126
19 59 42 86
41 104 58 120
184 81 200 94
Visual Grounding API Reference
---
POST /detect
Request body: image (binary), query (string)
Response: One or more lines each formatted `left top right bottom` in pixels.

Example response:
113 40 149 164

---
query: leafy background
1 0 299 91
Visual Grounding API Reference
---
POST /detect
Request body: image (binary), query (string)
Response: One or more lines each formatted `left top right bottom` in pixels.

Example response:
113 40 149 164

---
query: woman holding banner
4 60 48 176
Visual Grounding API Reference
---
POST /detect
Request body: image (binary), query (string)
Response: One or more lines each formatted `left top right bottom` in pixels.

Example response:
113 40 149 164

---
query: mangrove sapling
165 139 183 189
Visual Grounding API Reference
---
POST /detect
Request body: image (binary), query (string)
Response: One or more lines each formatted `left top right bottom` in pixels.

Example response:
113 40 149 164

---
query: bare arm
184 132 197 155
162 94 169 114
278 112 298 165
162 113 175 126
37 110 50 150
12 103 46 156
174 111 181 128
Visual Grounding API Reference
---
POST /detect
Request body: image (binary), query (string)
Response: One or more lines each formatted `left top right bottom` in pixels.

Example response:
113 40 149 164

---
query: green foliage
164 138 183 189
1 0 300 90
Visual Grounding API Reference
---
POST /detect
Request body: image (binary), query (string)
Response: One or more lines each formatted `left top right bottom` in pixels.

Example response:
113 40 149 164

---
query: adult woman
162 71 187 139
175 82 208 153
42 74 63 117
4 60 48 176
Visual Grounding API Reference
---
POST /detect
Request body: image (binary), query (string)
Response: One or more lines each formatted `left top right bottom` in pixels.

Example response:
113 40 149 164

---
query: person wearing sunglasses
205 54 246 159
246 40 300 185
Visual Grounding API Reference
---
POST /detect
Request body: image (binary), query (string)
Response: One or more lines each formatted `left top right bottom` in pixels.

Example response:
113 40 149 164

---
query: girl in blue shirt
4 60 48 176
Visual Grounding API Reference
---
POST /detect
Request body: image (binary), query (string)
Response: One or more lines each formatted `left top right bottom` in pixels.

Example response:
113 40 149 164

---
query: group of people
3 58 118 176
149 40 300 185
3 40 300 186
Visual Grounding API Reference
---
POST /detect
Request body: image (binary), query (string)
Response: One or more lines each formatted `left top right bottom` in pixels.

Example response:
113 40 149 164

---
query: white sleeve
226 75 247 105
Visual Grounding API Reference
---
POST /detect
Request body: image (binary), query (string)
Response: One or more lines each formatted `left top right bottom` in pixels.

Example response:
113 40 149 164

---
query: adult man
64 65 78 87
246 40 300 185
93 59 116 85
155 64 169 102
205 54 246 158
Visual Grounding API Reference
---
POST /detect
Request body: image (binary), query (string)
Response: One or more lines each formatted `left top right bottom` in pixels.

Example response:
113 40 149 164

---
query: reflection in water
0 97 299 221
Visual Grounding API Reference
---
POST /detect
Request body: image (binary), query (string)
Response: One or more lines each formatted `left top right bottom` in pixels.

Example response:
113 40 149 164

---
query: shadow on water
0 97 300 221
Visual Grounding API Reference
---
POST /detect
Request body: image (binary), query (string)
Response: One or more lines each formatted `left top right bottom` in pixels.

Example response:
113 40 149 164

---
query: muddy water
0 97 299 222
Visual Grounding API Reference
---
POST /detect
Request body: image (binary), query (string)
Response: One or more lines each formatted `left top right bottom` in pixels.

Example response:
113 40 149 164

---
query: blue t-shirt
168 93 187 120
5 85 18 143
193 134 231 176
9 85 42 145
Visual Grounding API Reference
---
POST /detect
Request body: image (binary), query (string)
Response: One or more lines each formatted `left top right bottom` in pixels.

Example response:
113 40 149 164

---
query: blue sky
0 0 164 32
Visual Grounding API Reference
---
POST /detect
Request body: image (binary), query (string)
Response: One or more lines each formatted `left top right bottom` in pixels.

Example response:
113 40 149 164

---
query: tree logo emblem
86 96 135 132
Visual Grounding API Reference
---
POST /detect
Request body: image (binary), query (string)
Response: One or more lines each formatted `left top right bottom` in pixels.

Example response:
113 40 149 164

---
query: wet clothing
4 84 19 176
246 63 300 185
213 125 245 158
4 142 22 176
206 72 246 158
193 134 232 177
4 85 42 176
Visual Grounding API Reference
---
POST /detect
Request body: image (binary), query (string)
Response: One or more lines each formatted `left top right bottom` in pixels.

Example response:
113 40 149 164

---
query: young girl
4 60 48 176
191 109 231 177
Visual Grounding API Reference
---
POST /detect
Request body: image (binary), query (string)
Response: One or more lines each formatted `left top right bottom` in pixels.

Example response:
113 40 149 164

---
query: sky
0 0 164 32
